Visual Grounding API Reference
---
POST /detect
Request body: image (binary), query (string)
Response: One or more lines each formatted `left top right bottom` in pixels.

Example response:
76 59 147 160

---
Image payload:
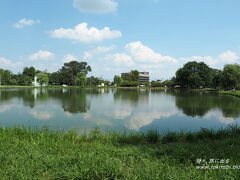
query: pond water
0 88 240 133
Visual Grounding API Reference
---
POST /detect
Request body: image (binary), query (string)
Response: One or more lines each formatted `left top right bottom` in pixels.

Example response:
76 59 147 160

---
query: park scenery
1 0 240 179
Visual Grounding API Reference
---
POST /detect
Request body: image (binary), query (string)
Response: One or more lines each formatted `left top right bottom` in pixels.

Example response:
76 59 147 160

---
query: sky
0 0 240 81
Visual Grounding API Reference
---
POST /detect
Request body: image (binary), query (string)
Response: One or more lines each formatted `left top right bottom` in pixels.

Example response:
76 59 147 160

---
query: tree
129 70 139 82
49 72 61 85
2 70 12 85
175 61 211 88
151 81 163 87
23 67 36 79
114 75 121 86
37 72 49 87
211 69 223 89
60 61 91 85
75 72 86 87
222 64 240 89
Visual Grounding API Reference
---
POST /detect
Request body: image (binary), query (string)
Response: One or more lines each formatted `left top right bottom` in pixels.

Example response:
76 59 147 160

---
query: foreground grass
219 90 240 97
0 126 240 179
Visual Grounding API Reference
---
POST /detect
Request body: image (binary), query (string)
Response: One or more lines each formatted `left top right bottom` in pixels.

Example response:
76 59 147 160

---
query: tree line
1 60 240 89
174 61 240 89
0 61 110 87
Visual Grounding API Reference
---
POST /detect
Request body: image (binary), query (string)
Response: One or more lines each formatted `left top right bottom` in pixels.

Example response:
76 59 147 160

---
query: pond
0 88 240 133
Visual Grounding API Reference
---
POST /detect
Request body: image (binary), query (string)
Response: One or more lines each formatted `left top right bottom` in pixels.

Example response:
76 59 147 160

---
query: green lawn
0 126 240 179
219 90 240 97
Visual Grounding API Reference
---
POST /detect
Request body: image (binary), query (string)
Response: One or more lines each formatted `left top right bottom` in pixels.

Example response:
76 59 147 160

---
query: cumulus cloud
0 57 23 72
218 51 239 63
125 41 178 63
28 50 55 61
49 23 122 43
111 53 135 67
73 0 118 14
62 54 78 63
14 18 40 28
83 46 115 60
180 56 217 65
180 50 239 67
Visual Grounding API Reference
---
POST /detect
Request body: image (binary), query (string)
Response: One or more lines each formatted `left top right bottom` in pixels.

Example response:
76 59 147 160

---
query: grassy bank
219 90 240 97
0 126 240 179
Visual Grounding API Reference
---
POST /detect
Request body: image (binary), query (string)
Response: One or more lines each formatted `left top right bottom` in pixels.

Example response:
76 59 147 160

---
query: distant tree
37 72 49 87
86 76 101 87
2 70 12 85
49 72 61 85
129 70 139 82
151 81 163 87
23 67 36 79
114 75 121 86
60 61 91 85
211 69 223 89
75 72 86 87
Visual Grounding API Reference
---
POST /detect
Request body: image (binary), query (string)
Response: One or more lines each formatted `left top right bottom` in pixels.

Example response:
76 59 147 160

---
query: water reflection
114 88 150 106
0 88 240 132
173 90 240 118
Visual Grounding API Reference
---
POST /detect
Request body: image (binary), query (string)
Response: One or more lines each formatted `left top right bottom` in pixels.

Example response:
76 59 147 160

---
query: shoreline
219 90 240 98
1 126 240 178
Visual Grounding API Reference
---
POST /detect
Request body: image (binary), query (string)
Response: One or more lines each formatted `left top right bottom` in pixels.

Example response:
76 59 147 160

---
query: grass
0 126 240 179
219 90 240 97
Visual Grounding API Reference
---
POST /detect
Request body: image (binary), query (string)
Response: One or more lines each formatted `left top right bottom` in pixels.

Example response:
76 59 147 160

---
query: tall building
139 72 150 83
121 72 150 83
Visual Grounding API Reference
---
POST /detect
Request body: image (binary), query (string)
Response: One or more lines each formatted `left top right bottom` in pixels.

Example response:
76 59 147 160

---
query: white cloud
62 54 78 63
0 57 23 72
83 46 115 60
180 50 239 67
125 41 178 63
73 0 118 14
49 23 122 43
112 53 135 67
83 52 93 60
218 51 239 63
29 110 54 120
180 56 217 65
29 50 55 61
14 18 40 28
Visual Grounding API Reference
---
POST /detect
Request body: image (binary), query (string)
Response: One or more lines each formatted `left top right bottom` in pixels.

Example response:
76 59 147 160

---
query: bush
120 80 139 87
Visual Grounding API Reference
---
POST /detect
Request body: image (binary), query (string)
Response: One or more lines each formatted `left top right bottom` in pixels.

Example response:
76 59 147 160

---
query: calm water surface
0 88 240 133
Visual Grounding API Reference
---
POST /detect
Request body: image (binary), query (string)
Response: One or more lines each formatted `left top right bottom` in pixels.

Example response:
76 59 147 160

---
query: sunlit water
0 88 240 133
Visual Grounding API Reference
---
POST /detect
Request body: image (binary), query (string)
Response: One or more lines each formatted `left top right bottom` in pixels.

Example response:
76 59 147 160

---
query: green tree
37 72 49 87
129 70 139 82
114 75 121 86
49 72 61 85
23 67 36 80
222 64 240 89
175 61 211 88
75 72 86 87
2 70 12 85
59 61 91 85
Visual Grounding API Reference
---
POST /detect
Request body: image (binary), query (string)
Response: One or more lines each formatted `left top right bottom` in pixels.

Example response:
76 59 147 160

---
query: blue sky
0 0 240 80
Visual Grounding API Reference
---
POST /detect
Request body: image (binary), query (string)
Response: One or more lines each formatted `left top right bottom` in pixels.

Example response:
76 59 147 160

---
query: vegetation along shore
0 126 240 179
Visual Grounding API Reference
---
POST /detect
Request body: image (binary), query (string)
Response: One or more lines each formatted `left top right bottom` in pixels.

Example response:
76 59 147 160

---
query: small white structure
32 76 40 86
62 84 68 87
32 74 47 87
